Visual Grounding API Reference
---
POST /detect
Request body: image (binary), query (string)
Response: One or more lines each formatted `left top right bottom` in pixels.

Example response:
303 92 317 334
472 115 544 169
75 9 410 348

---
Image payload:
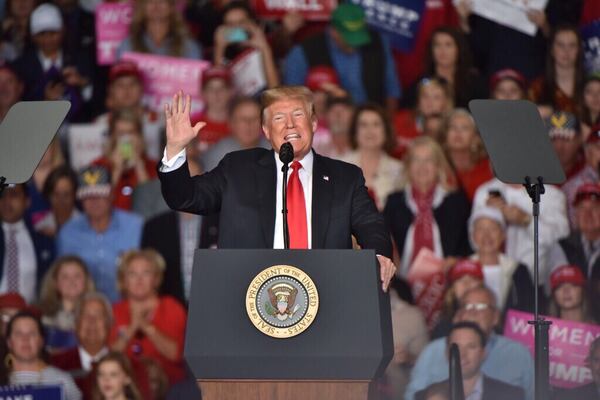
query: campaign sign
121 52 210 114
406 248 446 329
95 2 133 65
503 309 600 389
230 49 268 96
349 0 425 51
583 21 600 74
0 385 62 400
68 123 107 171
251 0 337 21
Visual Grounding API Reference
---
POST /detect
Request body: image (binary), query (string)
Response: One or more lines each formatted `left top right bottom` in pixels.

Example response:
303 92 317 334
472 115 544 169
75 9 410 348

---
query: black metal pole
281 165 290 249
449 343 465 400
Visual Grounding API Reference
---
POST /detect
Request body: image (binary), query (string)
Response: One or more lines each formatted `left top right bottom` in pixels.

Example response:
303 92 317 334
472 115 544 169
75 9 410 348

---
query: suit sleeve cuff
160 148 186 172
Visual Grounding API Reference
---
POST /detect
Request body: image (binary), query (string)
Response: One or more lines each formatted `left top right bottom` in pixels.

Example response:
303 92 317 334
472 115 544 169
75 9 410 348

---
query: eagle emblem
266 283 300 321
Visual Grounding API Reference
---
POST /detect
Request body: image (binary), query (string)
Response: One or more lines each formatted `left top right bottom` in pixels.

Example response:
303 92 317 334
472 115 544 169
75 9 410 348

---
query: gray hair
74 292 113 328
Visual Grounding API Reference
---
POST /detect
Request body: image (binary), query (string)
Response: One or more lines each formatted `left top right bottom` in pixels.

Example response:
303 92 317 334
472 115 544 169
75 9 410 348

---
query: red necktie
287 161 308 249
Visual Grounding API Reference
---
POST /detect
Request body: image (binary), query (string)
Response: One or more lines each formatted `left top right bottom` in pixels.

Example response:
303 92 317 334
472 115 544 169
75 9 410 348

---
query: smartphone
488 189 503 198
226 27 249 43
118 136 133 161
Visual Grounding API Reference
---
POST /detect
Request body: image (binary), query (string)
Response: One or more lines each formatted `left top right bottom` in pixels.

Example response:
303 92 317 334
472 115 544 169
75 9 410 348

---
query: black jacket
415 375 525 400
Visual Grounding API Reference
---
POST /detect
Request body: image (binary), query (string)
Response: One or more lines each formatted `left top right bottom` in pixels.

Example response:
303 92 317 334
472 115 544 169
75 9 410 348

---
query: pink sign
95 2 133 65
407 248 446 330
251 0 337 20
503 309 600 389
121 52 210 114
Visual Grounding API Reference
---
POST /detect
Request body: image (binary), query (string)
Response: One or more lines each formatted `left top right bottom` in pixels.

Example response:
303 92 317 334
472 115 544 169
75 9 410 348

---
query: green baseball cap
331 4 371 48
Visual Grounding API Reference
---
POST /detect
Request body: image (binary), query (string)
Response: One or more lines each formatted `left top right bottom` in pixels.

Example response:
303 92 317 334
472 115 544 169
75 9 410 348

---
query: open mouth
284 133 301 141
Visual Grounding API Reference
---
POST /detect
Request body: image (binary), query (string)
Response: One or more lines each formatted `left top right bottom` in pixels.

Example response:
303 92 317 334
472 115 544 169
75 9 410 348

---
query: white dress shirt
78 346 108 371
0 220 37 303
161 147 314 248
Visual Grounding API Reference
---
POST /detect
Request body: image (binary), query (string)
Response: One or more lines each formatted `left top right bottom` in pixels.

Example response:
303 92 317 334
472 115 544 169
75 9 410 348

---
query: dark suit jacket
415 375 525 400
158 149 392 257
142 211 219 304
553 383 599 400
0 221 55 294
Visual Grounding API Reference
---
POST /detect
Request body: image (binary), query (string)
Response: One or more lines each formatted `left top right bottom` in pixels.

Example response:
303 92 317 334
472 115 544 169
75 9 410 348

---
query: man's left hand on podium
376 255 396 293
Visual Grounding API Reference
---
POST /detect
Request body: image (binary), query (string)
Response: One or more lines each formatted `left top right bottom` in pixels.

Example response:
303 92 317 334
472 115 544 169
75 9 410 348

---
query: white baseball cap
30 4 63 36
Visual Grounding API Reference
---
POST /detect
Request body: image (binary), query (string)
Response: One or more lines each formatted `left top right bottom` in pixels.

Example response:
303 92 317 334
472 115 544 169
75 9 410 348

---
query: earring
4 353 12 369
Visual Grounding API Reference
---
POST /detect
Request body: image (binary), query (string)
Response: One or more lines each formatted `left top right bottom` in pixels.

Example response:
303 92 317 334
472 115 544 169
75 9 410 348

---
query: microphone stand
282 162 290 249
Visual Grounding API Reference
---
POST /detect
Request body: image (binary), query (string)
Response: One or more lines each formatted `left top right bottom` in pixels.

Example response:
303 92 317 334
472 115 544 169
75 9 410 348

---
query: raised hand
164 91 206 160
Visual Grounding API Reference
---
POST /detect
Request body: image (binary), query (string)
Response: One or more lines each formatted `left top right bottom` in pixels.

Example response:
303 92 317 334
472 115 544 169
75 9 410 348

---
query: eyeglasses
461 303 494 312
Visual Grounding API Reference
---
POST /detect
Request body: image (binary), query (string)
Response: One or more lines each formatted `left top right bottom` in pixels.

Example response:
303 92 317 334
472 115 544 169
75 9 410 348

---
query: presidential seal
246 265 319 339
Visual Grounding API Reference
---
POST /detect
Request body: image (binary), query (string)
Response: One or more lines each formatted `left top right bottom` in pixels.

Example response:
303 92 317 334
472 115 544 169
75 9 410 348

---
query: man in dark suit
553 336 600 400
415 321 525 400
158 87 396 291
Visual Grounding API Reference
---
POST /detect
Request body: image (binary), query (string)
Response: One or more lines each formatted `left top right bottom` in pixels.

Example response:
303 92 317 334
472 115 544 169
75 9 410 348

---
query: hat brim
77 185 111 200
337 28 371 48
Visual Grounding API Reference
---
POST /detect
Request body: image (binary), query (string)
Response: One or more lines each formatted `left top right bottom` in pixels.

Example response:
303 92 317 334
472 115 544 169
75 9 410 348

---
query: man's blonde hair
260 86 316 125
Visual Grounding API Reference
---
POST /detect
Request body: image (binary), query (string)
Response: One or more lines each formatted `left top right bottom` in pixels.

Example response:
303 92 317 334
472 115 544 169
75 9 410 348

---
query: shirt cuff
159 148 186 173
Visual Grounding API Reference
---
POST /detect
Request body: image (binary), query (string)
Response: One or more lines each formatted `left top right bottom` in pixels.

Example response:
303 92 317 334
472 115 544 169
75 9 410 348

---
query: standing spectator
1 0 37 58
547 264 595 323
405 286 534 400
35 165 80 238
0 183 55 304
442 108 492 202
385 137 471 277
0 64 23 122
116 0 201 60
342 104 405 211
27 138 64 226
92 110 158 211
50 0 95 62
490 69 528 100
5 311 82 400
545 111 585 181
529 25 584 115
311 95 354 160
554 336 600 399
92 352 142 400
57 166 143 301
284 3 401 113
110 249 187 385
39 256 95 352
581 74 600 132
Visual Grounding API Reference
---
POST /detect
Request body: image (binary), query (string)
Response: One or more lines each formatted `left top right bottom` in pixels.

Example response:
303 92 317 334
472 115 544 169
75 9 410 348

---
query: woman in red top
93 110 157 210
441 109 492 202
109 249 187 385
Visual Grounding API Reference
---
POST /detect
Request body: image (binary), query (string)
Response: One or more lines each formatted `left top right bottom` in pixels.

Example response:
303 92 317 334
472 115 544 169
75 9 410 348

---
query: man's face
0 186 29 224
0 70 23 111
552 135 582 170
326 103 353 136
448 328 486 380
202 78 232 112
472 217 505 255
76 300 109 351
231 102 262 148
575 198 600 240
108 76 143 110
7 318 43 364
82 195 112 221
33 31 63 54
457 289 499 335
262 98 316 160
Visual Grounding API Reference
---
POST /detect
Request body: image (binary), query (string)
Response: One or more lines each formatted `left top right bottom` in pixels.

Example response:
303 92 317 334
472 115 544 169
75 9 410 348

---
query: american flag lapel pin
323 175 329 181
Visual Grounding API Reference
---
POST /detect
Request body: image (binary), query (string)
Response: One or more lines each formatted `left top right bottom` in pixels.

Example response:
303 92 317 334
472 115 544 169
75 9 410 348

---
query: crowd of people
0 0 599 399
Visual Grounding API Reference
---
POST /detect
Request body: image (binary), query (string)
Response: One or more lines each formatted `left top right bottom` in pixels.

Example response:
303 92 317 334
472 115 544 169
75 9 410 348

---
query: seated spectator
547 183 600 280
311 95 354 160
5 311 82 399
93 110 158 211
283 3 401 113
581 74 600 133
13 3 92 120
200 96 270 172
472 174 569 279
0 293 26 337
416 322 525 400
35 165 80 238
212 1 278 89
110 249 187 385
0 64 23 122
405 286 534 400
546 111 585 181
51 292 151 399
547 264 595 323
489 68 527 101
404 26 487 109
469 207 535 316
190 66 233 153
0 183 55 304
57 165 143 301
28 138 65 226
341 104 405 211
97 62 163 161
92 352 142 400
116 0 201 60
529 25 584 115
554 336 600 399
385 136 471 277
1 0 37 58
393 77 453 158
442 108 493 202
561 124 600 226
39 256 95 352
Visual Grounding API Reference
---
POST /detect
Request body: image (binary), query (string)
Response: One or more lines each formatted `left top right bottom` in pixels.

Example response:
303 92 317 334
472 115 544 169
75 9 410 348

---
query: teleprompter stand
0 101 70 194
470 100 566 400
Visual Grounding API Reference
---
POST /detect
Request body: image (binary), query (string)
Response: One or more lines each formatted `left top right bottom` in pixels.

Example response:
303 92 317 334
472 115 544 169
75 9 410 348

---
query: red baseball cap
0 292 26 310
108 61 143 84
550 265 586 291
448 259 484 284
490 69 527 92
202 66 232 88
305 66 339 92
586 123 600 145
573 182 600 206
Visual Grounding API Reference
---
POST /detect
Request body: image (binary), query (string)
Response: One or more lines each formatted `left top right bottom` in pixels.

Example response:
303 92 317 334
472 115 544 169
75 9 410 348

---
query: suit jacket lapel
311 153 332 249
257 150 277 247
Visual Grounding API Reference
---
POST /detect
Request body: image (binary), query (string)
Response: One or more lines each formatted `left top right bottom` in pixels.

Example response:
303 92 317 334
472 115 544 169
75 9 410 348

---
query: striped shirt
10 366 82 400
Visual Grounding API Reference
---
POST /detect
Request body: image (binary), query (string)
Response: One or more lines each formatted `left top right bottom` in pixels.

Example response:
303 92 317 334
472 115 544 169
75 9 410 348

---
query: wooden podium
184 249 393 400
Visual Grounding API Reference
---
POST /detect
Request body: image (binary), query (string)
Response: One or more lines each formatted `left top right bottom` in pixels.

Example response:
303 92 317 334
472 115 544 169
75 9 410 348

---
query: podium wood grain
198 380 371 400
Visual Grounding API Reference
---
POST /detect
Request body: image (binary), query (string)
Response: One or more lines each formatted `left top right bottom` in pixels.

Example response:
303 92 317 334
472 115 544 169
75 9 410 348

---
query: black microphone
279 142 293 249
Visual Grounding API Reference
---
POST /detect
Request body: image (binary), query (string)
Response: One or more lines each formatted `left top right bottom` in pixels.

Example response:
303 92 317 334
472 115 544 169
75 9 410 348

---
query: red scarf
411 186 435 262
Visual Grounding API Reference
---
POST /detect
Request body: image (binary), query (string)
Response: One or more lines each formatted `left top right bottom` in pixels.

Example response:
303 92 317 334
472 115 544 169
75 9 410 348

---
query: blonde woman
109 249 187 385
116 0 201 59
39 256 95 352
